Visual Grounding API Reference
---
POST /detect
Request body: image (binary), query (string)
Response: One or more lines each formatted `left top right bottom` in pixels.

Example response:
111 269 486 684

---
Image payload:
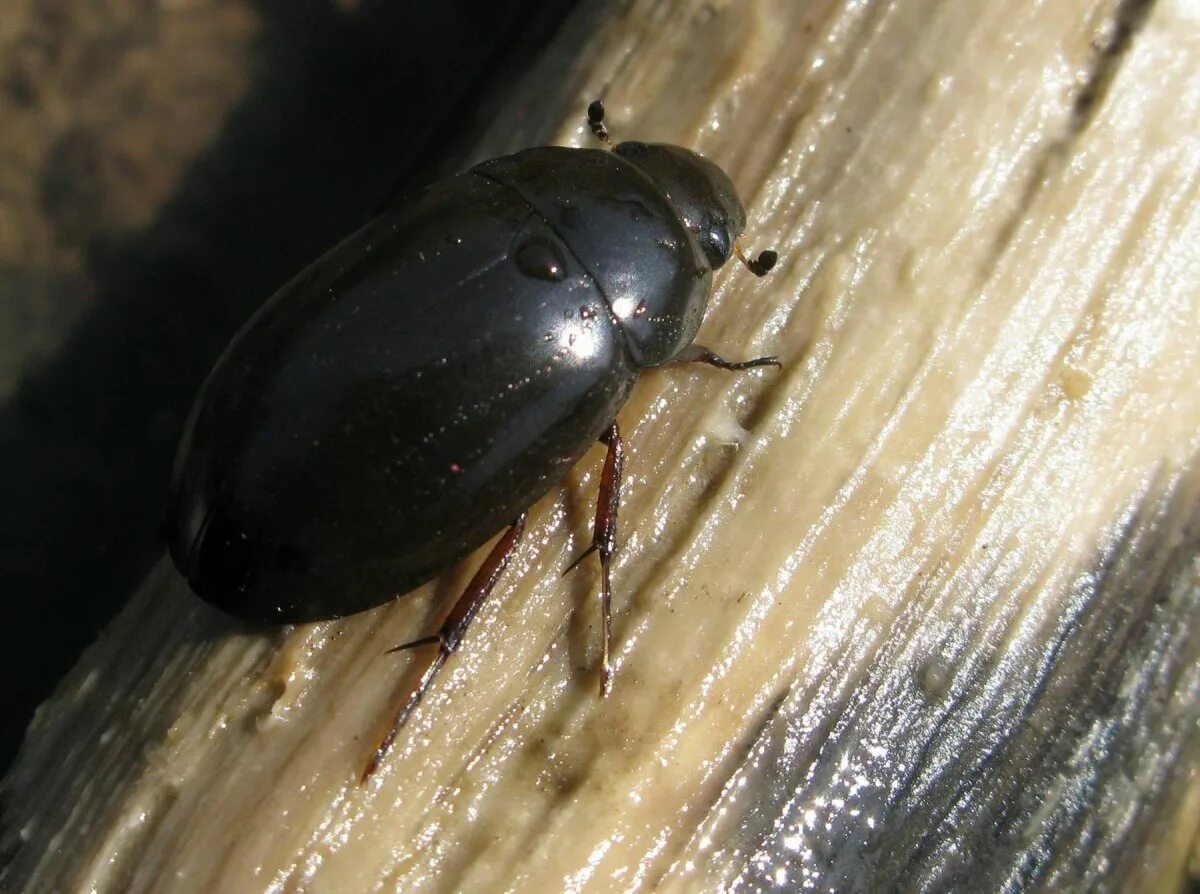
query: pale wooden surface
3 0 1199 891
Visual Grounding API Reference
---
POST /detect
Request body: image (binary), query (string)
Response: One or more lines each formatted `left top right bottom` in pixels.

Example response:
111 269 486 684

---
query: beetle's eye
700 222 733 269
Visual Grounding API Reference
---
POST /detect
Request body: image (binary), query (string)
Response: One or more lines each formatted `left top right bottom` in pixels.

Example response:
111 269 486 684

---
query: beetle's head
614 141 745 270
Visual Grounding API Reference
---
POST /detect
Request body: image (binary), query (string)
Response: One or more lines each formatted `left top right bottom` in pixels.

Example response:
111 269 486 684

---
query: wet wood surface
3 1 1198 891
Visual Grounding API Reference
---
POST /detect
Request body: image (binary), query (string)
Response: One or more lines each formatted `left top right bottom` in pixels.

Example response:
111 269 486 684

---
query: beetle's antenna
734 243 778 277
587 100 614 148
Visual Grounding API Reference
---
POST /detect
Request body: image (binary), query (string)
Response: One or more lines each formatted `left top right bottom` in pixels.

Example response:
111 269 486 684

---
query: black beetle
167 101 777 773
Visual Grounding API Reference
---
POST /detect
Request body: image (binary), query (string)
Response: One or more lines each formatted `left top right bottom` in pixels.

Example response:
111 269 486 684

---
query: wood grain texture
3 0 1199 891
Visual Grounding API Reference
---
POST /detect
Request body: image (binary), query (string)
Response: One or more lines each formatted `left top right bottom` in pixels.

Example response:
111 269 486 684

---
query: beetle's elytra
167 101 776 771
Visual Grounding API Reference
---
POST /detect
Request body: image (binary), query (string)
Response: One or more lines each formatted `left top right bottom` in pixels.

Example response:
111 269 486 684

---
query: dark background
0 0 579 777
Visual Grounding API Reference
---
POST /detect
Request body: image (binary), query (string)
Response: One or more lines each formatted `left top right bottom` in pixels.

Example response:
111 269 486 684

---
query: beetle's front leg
674 343 781 371
564 420 624 698
362 513 528 783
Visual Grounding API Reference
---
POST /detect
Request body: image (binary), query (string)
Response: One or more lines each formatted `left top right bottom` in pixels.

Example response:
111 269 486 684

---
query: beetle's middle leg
674 344 781 371
362 512 528 783
564 420 624 698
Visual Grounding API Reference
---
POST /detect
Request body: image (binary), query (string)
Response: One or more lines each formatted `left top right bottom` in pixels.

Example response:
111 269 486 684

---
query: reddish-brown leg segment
361 512 528 783
564 421 624 698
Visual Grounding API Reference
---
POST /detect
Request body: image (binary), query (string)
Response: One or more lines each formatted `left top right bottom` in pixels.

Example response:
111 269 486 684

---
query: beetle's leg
675 344 781 371
564 420 624 698
361 513 528 783
733 243 778 277
587 99 613 147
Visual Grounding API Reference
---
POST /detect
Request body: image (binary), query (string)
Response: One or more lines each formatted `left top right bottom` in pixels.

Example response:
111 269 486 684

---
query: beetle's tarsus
359 652 445 785
598 551 613 699
362 514 527 783
676 344 781 371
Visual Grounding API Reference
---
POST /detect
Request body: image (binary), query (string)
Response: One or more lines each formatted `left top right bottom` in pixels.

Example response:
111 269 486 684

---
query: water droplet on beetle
514 237 567 282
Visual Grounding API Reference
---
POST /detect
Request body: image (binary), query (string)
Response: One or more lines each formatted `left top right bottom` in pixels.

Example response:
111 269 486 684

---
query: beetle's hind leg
362 513 528 783
564 421 624 698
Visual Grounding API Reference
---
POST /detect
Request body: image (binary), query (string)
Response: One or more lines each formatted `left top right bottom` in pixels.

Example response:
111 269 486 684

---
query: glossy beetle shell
169 145 726 622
